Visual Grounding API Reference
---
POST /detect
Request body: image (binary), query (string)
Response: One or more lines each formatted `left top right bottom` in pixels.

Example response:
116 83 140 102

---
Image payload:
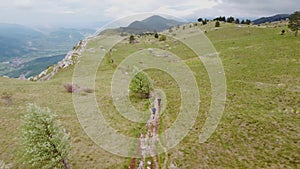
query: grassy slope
0 23 299 168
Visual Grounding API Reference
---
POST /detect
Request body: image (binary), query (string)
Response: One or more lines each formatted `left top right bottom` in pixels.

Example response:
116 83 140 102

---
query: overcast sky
0 0 299 28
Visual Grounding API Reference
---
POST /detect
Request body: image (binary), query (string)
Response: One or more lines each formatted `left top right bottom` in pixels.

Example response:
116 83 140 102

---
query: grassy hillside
0 22 299 168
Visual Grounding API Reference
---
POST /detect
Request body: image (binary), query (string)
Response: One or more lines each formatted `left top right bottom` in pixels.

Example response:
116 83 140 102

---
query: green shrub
159 35 167 41
20 104 71 169
129 35 135 43
130 71 153 99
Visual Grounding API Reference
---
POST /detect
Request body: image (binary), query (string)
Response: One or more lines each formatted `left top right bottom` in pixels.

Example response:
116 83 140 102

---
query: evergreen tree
222 16 226 22
215 21 220 27
129 35 135 43
227 16 235 23
20 104 71 169
214 16 226 22
202 19 208 25
288 11 300 37
130 71 153 99
245 19 252 25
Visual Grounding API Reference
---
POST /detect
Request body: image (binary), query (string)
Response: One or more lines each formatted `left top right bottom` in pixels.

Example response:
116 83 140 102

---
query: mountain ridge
120 15 185 34
253 14 290 25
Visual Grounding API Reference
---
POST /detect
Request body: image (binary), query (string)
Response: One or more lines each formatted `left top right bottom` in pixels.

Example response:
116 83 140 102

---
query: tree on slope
130 70 153 99
129 35 135 43
215 21 220 27
288 11 300 37
20 104 71 169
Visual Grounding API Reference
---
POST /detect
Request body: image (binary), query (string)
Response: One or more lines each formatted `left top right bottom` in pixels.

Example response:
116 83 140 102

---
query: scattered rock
18 74 27 80
148 48 153 54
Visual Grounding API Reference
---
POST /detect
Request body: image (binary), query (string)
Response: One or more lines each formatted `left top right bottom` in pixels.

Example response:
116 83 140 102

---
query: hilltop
253 14 290 24
119 15 185 34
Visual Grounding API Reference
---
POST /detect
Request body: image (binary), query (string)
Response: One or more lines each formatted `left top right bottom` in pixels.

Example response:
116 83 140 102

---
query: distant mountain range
0 23 95 77
0 15 185 78
1 13 294 78
119 15 185 34
253 14 290 25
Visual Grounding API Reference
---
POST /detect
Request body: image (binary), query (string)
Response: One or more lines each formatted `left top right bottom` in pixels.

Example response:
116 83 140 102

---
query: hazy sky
0 0 299 28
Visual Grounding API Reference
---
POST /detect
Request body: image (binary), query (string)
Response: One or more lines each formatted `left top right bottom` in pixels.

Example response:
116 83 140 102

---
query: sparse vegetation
1 92 12 106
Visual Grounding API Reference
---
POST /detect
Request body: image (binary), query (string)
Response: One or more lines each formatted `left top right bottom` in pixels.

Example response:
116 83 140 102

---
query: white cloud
62 10 76 14
0 0 299 27
13 0 35 9
102 0 219 19
196 0 300 18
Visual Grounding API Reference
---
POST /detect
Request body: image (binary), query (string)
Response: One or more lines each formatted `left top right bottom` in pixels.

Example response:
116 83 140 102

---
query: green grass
0 23 299 168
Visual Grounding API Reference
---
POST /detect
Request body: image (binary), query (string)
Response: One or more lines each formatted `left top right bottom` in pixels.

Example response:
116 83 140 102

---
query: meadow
0 22 299 168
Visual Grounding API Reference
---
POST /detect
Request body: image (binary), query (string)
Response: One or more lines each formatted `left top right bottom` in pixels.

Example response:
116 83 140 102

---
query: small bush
159 35 167 41
63 83 79 93
129 35 135 43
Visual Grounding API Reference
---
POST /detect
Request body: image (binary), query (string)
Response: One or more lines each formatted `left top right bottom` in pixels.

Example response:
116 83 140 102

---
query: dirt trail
129 96 170 169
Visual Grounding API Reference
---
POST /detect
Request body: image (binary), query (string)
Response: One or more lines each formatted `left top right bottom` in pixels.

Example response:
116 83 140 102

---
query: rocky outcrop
29 39 88 81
